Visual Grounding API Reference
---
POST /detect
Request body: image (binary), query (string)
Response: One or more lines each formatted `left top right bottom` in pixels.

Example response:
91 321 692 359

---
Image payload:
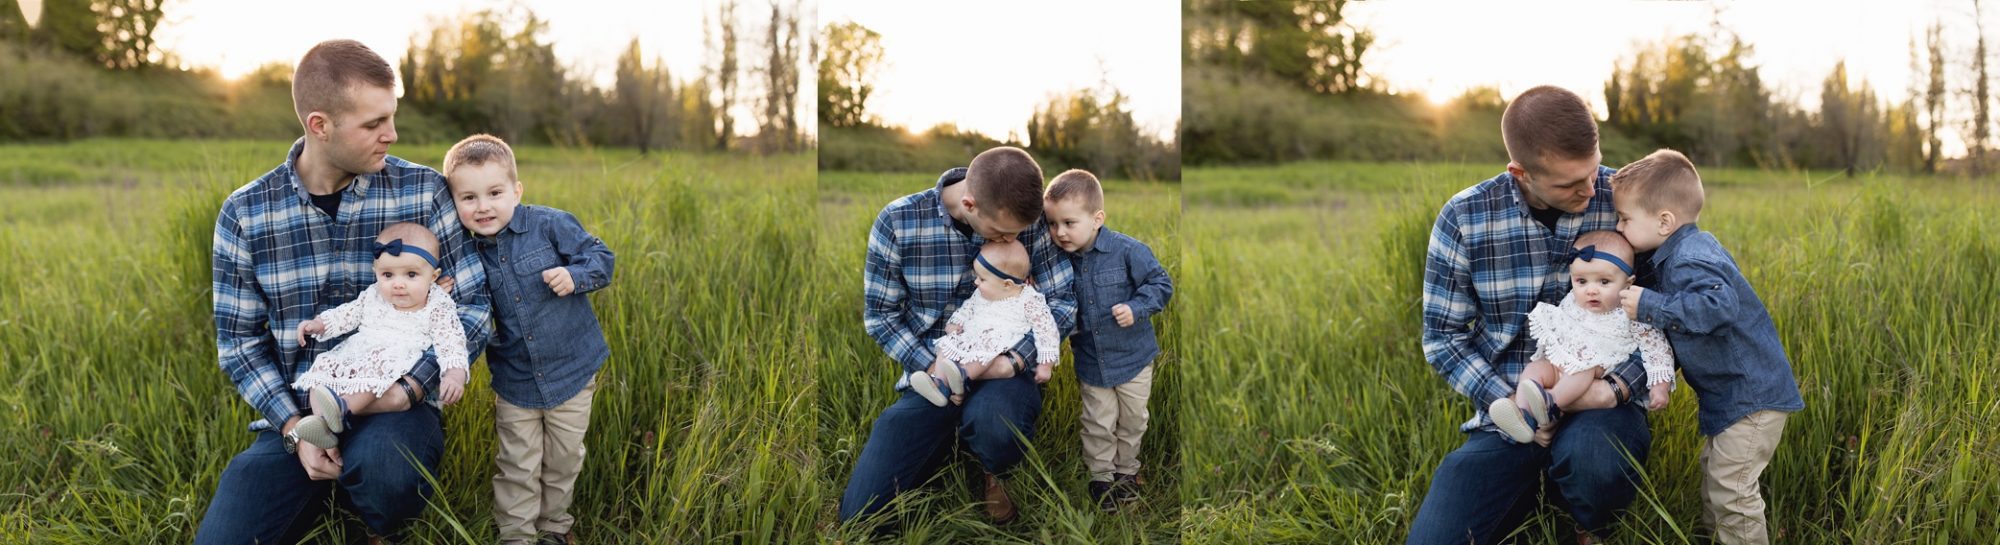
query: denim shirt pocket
1093 266 1133 312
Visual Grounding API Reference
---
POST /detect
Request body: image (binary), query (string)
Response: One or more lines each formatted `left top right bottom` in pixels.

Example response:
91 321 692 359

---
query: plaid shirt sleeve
863 207 936 374
1012 227 1076 364
1421 206 1513 409
213 198 299 430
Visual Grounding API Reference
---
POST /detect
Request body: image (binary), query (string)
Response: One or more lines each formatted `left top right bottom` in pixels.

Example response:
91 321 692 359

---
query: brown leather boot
982 472 1018 524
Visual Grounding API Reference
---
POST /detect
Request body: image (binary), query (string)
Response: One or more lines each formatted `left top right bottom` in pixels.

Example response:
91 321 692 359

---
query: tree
707 0 741 150
615 38 676 155
1970 0 1991 175
1183 0 1374 95
817 21 883 128
755 0 803 151
1925 21 1948 173
97 0 163 70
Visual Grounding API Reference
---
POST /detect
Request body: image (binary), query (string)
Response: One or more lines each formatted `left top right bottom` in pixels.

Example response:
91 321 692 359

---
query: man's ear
306 111 331 140
961 194 977 215
1505 161 1528 181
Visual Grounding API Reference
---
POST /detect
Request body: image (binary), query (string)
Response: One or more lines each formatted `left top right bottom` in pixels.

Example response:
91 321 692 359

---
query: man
839 146 1077 527
1408 85 1653 545
195 39 491 544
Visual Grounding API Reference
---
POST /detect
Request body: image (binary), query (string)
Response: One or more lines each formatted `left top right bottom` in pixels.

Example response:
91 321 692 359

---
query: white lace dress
292 283 471 396
935 286 1062 369
1526 296 1676 388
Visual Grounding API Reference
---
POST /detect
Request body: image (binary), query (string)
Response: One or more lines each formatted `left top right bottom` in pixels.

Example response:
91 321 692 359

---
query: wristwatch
283 427 302 454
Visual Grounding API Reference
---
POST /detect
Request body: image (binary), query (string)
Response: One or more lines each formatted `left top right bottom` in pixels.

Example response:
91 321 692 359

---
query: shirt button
514 297 521 302
527 335 535 341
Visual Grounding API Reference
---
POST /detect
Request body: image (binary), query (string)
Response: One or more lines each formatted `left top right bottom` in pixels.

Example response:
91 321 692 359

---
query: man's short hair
1609 149 1705 219
1044 169 1104 212
292 39 398 127
375 222 441 262
443 134 519 183
966 146 1045 224
1573 230 1635 266
1502 85 1599 176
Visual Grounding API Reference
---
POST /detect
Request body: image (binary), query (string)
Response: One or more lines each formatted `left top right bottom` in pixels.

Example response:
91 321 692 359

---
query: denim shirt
1635 224 1805 436
477 204 614 409
1066 226 1172 388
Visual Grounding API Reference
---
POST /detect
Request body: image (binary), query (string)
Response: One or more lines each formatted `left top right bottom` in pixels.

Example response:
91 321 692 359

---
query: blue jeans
1407 403 1652 545
194 404 445 544
837 372 1042 522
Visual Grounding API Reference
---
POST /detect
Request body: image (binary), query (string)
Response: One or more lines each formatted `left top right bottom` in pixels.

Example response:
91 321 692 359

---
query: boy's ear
515 180 526 199
1093 209 1106 224
1657 210 1677 235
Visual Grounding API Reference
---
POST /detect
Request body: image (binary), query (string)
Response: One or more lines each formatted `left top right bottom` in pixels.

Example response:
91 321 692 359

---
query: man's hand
439 368 468 405
1034 363 1052 384
1112 304 1135 327
1618 286 1645 316
285 417 342 480
1531 425 1555 448
542 267 575 296
1647 383 1672 411
297 319 326 345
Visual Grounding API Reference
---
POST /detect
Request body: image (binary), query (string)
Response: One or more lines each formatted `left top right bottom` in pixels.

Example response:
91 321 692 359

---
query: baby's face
1568 257 1633 313
373 251 438 311
450 162 522 237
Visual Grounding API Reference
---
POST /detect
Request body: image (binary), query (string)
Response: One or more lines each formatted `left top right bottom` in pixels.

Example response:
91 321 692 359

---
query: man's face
1517 151 1601 213
319 84 399 176
449 162 523 237
1044 197 1104 254
960 195 1031 243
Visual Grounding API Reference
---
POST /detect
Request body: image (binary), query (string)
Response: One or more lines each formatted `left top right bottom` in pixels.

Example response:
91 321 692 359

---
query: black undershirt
1528 204 1563 234
309 191 341 219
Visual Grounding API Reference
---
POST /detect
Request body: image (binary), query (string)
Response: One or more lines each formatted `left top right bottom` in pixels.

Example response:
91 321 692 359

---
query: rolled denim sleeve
1636 259 1739 336
550 209 615 295
863 208 936 374
1420 207 1513 409
1122 240 1173 321
214 201 298 430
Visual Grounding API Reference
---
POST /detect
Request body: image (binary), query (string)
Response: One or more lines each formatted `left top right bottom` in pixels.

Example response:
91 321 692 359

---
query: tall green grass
0 140 820 543
1177 161 2000 543
816 170 1182 543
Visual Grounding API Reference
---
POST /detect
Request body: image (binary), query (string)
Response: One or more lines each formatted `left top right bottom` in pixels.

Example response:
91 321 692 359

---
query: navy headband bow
975 253 1025 285
373 239 440 268
1573 245 1633 275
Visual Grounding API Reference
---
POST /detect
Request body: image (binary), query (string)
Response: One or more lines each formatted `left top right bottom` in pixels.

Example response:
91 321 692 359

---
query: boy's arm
551 209 615 295
213 202 299 430
1123 240 1173 321
1420 208 1513 409
862 210 936 374
1635 259 1740 335
1012 227 1077 364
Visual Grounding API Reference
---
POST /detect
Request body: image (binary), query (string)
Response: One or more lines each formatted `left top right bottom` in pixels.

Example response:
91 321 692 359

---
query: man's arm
1123 240 1173 322
862 209 936 374
1635 260 1740 336
1420 208 1513 409
552 210 615 295
1013 226 1077 364
213 202 298 430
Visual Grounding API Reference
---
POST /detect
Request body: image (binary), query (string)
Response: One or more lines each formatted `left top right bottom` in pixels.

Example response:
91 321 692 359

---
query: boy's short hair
1502 85 1599 176
1573 230 1635 266
1609 149 1705 219
443 134 519 183
1044 169 1104 212
292 39 397 128
967 147 1045 224
376 222 442 264
980 240 1032 281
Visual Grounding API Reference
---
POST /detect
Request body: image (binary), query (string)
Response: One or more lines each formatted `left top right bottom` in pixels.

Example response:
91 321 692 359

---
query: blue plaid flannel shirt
213 139 492 432
864 168 1077 389
1420 166 1649 433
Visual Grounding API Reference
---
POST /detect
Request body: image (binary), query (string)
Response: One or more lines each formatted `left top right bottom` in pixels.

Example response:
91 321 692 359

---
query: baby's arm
1026 293 1061 368
305 290 372 342
427 292 473 404
944 294 976 335
1635 322 1676 410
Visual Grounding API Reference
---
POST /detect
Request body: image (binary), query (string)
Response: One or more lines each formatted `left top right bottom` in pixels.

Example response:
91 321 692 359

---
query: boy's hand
945 323 964 335
298 319 326 345
1619 286 1646 316
1034 364 1053 384
436 275 456 293
542 267 575 296
1112 304 1135 327
439 368 468 405
1646 383 1672 411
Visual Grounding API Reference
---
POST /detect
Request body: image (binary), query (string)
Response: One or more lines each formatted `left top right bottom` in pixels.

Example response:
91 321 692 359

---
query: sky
1348 0 1979 154
820 0 1181 143
145 0 811 137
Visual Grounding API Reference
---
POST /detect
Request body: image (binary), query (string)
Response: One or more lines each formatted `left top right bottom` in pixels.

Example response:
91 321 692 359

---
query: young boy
1043 169 1173 512
444 134 616 545
1612 149 1805 545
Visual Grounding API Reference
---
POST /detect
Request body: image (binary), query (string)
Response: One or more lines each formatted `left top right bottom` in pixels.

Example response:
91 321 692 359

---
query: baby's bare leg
1547 367 1605 411
960 359 990 381
349 380 414 415
1514 358 1561 406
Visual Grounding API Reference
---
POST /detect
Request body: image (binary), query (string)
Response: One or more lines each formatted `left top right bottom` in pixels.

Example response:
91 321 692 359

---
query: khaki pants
494 378 597 544
1700 409 1789 545
1080 365 1154 482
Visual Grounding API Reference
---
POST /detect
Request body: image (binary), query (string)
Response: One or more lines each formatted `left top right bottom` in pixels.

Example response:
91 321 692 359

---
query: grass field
815 170 1183 543
0 139 819 543
1176 161 2000 543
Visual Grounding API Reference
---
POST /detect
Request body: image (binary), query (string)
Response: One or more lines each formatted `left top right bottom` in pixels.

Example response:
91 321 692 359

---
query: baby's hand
542 267 575 296
1112 304 1135 327
1619 286 1645 316
298 319 326 345
439 368 468 405
1034 363 1053 384
1646 383 1672 411
945 323 964 335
